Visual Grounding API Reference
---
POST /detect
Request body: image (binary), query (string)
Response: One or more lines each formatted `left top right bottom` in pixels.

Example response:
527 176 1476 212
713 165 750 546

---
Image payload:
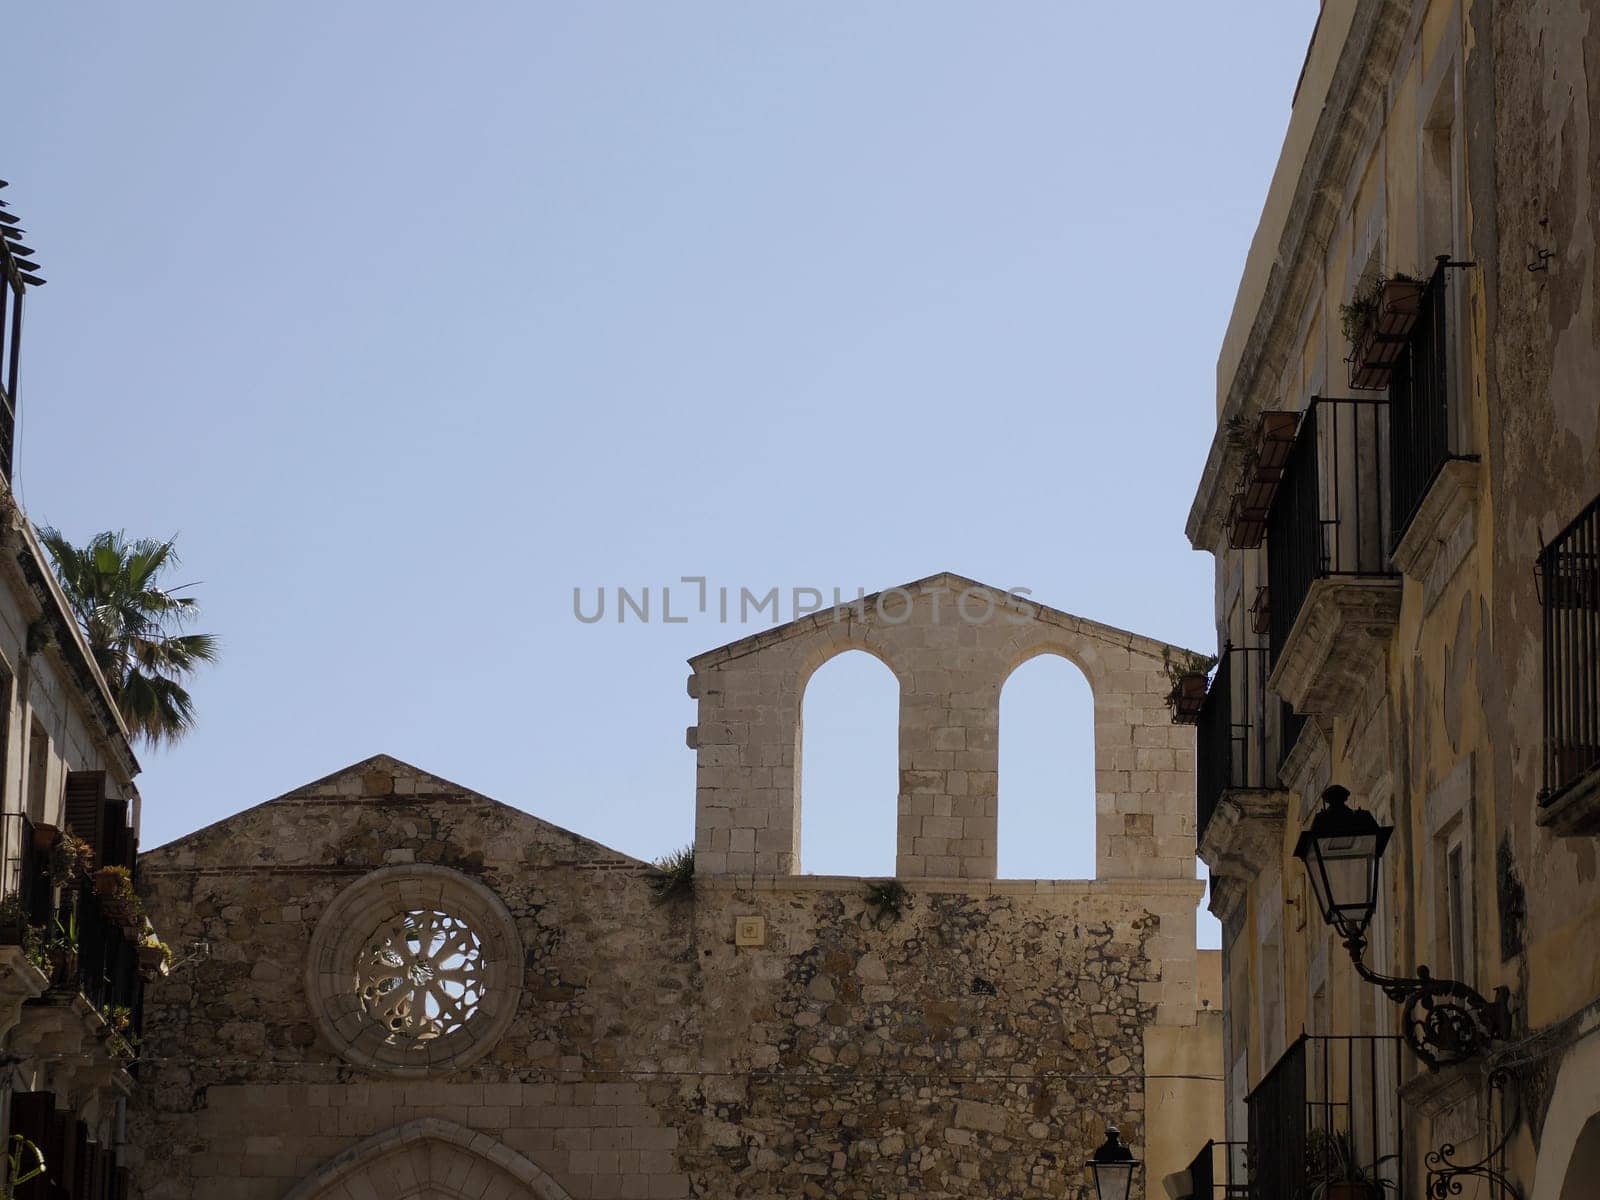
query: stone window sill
1537 764 1600 837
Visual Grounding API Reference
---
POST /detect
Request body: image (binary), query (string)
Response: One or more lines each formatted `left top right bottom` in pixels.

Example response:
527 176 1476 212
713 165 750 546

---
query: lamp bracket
1424 1067 1524 1200
1344 936 1513 1071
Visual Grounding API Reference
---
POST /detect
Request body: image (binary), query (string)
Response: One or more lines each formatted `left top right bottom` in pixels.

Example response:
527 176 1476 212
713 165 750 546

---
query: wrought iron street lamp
1293 786 1512 1070
1085 1127 1139 1200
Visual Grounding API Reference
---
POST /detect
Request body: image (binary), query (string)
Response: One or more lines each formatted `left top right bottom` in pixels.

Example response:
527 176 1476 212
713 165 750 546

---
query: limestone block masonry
127 577 1218 1198
687 573 1202 882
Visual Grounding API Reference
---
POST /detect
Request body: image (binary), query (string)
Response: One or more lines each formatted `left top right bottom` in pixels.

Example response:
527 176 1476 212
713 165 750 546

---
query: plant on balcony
0 894 27 945
649 845 695 902
30 822 59 852
1305 1130 1395 1200
1341 269 1425 390
1163 648 1218 723
137 931 172 976
45 909 78 985
92 864 145 928
96 1004 138 1059
47 830 92 885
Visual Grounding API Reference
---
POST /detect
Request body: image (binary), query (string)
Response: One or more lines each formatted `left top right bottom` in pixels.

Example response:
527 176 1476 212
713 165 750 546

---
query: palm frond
34 526 218 746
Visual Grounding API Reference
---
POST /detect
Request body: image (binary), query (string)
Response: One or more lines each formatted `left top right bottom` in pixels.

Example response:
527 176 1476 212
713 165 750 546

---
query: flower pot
1376 280 1427 321
0 919 27 946
1170 672 1209 723
31 823 59 852
1347 351 1393 391
48 946 77 985
93 870 122 899
137 944 167 975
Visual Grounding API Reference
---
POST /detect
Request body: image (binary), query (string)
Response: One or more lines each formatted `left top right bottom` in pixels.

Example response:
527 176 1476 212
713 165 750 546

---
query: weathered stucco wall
129 756 1212 1200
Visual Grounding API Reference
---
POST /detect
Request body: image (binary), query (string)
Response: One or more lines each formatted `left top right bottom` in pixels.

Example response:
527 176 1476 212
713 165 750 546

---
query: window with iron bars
1539 492 1600 807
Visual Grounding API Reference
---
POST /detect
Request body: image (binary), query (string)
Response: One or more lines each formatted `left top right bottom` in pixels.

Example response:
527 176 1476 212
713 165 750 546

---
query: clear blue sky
9 3 1318 949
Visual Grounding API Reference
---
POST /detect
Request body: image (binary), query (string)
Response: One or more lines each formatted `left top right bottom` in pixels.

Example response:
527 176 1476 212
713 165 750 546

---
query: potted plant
1342 269 1425 389
1163 649 1218 724
47 831 92 886
0 894 28 946
1305 1129 1395 1200
31 822 59 852
137 934 170 976
46 909 78 985
93 864 130 899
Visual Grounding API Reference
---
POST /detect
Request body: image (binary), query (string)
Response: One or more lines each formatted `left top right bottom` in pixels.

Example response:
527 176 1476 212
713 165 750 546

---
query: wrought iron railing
1266 398 1395 665
1186 1138 1249 1198
2 810 51 924
1196 646 1279 843
1246 1034 1406 1200
69 885 142 1017
1390 259 1473 545
1540 492 1600 806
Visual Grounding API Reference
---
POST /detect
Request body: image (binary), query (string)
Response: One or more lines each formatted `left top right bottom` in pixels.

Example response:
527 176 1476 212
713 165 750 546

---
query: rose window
356 909 484 1043
307 865 522 1076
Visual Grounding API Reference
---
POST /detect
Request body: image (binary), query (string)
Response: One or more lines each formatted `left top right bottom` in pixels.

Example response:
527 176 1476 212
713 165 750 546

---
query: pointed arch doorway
281 1118 574 1200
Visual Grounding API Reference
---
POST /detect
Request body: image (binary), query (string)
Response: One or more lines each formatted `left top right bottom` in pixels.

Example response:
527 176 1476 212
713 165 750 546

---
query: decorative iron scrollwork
1424 1068 1524 1200
1342 934 1513 1071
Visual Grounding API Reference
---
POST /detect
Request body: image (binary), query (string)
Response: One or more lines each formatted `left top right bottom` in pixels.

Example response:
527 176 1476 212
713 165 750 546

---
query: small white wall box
734 915 766 947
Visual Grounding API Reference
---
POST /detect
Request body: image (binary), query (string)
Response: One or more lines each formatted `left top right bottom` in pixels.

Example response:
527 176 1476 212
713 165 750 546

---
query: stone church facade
126 576 1221 1199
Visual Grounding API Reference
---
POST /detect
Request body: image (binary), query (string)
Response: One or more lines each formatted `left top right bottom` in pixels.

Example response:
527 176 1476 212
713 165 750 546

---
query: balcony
1266 398 1401 720
1388 259 1479 590
1246 1035 1406 1200
1195 648 1291 922
1176 1138 1246 1199
1537 492 1600 834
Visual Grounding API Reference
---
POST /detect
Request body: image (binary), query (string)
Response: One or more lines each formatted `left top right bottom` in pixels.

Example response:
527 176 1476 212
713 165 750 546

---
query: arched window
799 650 899 876
998 653 1095 879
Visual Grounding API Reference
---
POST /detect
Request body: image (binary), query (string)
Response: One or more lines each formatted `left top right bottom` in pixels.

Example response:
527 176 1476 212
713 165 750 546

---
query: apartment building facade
0 187 157 1199
1184 2 1600 1198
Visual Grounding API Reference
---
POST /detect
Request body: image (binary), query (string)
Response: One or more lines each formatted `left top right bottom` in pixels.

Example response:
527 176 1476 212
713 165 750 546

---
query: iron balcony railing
1196 646 1280 844
1389 259 1473 545
1266 398 1396 666
1186 1138 1248 1198
1 811 53 924
1540 492 1600 806
1246 1034 1406 1200
68 884 143 1017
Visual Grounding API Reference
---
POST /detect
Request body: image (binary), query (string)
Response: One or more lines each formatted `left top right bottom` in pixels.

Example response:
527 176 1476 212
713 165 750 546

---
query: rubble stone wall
128 758 1200 1200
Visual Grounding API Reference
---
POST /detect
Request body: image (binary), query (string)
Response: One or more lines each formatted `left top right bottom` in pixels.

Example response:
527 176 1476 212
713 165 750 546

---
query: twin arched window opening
797 649 1096 879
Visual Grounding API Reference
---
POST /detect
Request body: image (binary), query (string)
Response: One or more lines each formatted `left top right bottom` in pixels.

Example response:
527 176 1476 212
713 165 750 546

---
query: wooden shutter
101 799 130 870
63 770 108 867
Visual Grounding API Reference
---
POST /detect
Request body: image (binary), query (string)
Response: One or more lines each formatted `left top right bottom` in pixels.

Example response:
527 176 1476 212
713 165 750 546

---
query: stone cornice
1187 0 1411 551
0 945 48 1044
1198 790 1291 882
1267 578 1403 719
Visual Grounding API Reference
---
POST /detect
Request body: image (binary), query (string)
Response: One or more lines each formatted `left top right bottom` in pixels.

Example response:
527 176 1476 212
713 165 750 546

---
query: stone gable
129 759 1205 1199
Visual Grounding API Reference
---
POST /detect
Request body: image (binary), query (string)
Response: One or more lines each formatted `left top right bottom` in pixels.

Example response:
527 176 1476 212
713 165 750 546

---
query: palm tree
35 528 219 746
